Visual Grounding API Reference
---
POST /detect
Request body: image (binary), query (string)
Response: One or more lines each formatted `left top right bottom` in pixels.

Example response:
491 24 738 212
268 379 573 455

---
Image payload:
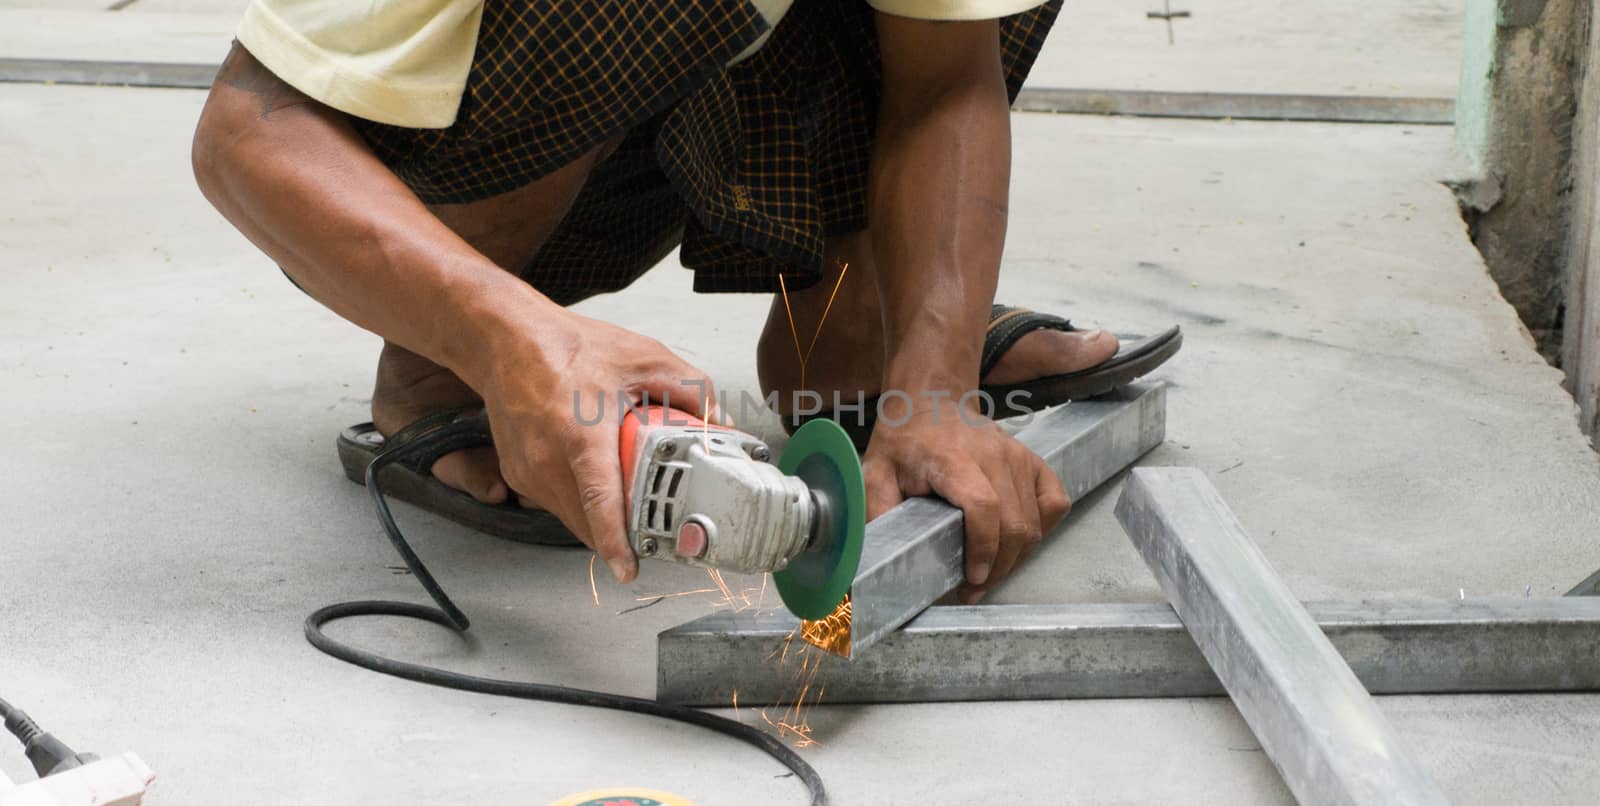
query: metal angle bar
838 382 1166 657
0 59 216 89
1012 88 1455 125
655 598 1600 705
1115 467 1449 806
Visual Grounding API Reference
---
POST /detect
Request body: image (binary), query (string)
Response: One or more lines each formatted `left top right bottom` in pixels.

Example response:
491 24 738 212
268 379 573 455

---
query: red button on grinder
675 521 708 558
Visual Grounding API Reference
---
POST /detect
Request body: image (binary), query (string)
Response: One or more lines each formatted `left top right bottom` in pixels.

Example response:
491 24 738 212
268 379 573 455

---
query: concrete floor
1037 0 1463 97
3 78 1600 804
0 0 1463 97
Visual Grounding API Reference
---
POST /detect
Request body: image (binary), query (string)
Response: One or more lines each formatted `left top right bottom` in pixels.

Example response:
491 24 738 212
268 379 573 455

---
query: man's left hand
861 397 1071 604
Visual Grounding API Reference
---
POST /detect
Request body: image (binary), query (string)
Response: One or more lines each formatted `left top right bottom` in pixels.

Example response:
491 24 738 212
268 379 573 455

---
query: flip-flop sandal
336 407 582 547
787 304 1183 450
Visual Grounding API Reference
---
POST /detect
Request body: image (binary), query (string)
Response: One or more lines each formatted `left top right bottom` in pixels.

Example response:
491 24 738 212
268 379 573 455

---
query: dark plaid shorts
353 0 1061 303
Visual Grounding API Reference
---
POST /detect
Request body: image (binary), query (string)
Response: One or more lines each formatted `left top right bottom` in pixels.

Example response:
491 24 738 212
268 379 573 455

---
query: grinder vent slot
643 462 686 534
640 463 684 530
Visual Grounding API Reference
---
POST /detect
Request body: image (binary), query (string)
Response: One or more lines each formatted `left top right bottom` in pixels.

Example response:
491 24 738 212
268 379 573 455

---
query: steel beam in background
1013 88 1455 125
836 383 1166 658
0 59 215 89
0 59 1454 127
656 598 1600 705
1116 467 1450 806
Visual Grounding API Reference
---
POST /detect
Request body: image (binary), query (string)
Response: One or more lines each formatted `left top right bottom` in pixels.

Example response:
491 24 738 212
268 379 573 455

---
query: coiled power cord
303 414 827 805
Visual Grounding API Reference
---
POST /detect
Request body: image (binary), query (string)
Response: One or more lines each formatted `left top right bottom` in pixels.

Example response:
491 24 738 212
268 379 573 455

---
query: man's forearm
192 46 557 391
869 17 1011 402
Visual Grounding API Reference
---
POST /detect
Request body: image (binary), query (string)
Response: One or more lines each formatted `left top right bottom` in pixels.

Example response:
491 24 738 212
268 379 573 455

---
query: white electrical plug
0 754 152 806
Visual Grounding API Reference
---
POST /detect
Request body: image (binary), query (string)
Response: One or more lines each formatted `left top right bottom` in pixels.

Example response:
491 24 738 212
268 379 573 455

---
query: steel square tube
656 597 1600 705
836 382 1166 657
1116 467 1448 805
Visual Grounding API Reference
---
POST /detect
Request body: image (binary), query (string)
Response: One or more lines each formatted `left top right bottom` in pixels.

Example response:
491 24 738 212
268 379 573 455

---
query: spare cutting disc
774 418 866 620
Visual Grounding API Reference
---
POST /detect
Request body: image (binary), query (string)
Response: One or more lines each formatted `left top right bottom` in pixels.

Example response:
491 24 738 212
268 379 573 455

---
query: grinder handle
618 405 740 505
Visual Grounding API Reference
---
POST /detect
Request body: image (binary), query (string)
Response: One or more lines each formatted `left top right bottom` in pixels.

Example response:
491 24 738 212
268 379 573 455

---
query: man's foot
371 341 511 504
756 235 1118 414
979 323 1118 386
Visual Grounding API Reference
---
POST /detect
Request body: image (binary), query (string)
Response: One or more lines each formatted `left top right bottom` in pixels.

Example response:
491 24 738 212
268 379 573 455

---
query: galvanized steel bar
1115 467 1449 806
839 382 1166 657
1012 88 1455 125
656 598 1600 705
0 61 1453 128
0 58 216 89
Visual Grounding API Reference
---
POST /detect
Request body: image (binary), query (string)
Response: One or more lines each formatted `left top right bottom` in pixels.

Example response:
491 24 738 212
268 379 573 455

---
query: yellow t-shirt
236 0 1045 129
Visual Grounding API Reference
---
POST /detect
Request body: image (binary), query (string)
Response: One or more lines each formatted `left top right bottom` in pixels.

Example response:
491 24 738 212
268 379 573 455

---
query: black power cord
304 414 828 805
1 696 99 780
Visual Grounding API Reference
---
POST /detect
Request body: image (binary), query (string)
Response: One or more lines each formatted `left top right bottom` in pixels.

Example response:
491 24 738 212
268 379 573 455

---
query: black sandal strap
980 304 1078 380
381 406 492 474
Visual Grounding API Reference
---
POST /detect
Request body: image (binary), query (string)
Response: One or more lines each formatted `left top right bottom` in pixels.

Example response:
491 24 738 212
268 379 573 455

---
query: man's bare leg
371 139 625 505
756 229 1118 412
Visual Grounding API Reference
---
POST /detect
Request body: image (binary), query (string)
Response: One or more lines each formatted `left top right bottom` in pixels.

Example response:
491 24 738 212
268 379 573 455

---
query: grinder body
619 406 816 574
617 406 866 620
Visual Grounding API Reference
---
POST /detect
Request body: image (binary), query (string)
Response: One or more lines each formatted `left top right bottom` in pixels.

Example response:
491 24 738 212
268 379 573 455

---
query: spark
707 568 737 607
778 625 798 665
802 260 850 366
755 574 769 612
754 624 838 749
790 652 825 726
635 587 719 601
782 661 811 721
785 649 829 746
799 594 853 658
776 274 807 390
700 568 763 611
587 555 599 607
759 707 816 748
625 580 765 613
776 260 851 396
785 680 812 726
732 688 741 721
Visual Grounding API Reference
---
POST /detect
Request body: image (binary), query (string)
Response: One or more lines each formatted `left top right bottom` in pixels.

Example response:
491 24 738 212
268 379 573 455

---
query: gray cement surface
1 1 1462 98
2 84 1599 805
0 9 236 64
1034 0 1463 98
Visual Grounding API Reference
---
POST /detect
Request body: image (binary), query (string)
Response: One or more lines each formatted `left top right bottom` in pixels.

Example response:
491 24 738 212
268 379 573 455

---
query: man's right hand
193 45 717 585
472 308 720 584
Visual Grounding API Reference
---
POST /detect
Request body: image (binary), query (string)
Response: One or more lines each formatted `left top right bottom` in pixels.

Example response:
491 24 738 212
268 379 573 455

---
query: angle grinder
618 406 865 620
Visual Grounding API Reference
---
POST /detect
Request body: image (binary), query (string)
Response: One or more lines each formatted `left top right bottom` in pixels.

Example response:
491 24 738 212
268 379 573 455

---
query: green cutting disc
774 418 866 620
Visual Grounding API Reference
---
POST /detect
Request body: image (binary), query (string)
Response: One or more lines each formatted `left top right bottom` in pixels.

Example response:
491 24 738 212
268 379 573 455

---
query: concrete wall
1454 0 1588 365
1456 0 1600 439
1565 0 1600 436
1455 0 1501 175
